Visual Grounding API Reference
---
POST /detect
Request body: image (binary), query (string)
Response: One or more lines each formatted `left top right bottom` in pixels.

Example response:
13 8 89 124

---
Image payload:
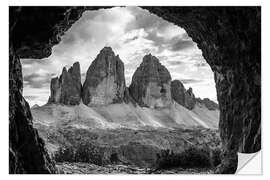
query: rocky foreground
56 162 214 174
33 112 221 169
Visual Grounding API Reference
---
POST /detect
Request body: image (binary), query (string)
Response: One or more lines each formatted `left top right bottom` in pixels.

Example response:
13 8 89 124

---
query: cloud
166 60 184 66
23 72 52 88
194 62 208 67
23 87 50 106
24 95 39 100
180 78 204 84
21 58 51 65
169 38 195 51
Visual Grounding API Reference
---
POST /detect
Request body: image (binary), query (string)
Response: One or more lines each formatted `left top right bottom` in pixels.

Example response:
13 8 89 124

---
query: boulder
82 47 126 106
129 54 172 108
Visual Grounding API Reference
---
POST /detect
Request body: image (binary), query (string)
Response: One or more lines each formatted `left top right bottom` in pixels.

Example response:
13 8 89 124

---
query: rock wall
9 7 261 174
9 43 56 173
48 62 82 105
82 47 126 106
129 54 172 108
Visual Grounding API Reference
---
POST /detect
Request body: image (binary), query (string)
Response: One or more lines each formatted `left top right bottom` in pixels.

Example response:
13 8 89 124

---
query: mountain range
30 47 220 168
32 46 219 130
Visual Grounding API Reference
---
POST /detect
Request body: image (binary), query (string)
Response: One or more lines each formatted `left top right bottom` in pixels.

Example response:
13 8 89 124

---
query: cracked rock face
48 62 82 105
9 44 56 174
82 47 126 106
129 54 172 108
171 80 195 110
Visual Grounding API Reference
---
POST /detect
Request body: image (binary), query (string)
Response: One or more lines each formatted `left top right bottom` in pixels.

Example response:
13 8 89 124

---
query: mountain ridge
46 47 218 111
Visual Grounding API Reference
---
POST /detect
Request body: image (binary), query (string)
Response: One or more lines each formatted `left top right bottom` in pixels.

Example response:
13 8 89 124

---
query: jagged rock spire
48 61 82 105
82 47 126 106
129 54 172 108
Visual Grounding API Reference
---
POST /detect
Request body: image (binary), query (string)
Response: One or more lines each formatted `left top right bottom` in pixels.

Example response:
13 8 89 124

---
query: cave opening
20 6 220 172
9 6 261 174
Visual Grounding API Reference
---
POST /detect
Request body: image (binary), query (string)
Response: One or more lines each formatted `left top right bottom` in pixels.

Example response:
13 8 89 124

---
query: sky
21 6 217 106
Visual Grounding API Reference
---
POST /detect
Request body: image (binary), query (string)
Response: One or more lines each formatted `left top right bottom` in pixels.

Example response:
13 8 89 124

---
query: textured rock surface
171 80 196 109
9 44 56 174
171 80 218 110
10 7 261 174
48 62 82 105
171 80 186 107
196 98 219 110
82 47 126 106
185 88 196 109
129 54 172 108
56 162 215 174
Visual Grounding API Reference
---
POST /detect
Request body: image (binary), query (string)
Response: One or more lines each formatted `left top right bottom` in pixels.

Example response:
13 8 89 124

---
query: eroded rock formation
196 97 219 110
171 80 196 110
48 62 82 105
82 47 126 106
129 54 172 108
171 80 218 110
9 6 261 174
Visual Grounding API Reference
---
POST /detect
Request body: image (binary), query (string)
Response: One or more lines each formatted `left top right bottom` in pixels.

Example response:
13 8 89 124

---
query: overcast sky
21 6 217 106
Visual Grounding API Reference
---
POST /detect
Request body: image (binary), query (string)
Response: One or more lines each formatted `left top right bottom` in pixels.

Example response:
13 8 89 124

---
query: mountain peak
82 47 126 106
48 62 82 105
99 46 114 54
129 55 172 108
142 53 159 64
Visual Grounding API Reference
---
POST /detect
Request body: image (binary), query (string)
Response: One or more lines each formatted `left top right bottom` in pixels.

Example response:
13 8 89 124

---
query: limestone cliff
82 47 126 106
48 62 82 105
129 54 172 108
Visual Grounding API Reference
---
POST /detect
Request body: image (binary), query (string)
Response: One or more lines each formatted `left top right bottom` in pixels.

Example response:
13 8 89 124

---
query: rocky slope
129 54 172 108
31 102 219 132
48 62 82 105
82 47 127 106
56 162 215 174
32 115 221 168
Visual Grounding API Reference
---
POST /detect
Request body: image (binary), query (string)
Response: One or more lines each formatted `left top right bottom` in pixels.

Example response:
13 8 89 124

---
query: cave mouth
20 6 221 172
9 6 261 174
